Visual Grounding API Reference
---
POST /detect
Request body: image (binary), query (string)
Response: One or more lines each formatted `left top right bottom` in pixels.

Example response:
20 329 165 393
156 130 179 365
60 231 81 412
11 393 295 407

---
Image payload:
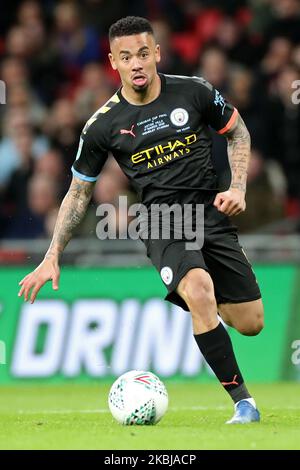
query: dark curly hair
109 16 153 42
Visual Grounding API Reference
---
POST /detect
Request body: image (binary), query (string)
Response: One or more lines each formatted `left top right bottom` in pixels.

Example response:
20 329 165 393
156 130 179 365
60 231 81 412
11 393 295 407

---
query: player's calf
218 299 264 336
177 268 259 422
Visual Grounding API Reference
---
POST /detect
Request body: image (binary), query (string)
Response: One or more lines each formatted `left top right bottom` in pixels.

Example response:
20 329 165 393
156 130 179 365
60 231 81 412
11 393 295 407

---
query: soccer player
18 16 264 424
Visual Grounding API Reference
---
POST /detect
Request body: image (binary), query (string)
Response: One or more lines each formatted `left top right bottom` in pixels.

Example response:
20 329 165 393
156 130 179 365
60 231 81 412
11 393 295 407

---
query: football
108 370 168 425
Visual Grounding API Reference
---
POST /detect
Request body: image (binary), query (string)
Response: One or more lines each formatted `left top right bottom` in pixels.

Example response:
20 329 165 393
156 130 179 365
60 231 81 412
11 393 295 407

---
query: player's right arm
18 176 95 303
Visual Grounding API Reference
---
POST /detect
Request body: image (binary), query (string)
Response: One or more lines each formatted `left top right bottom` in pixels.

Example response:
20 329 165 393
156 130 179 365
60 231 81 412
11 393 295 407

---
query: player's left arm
213 112 250 216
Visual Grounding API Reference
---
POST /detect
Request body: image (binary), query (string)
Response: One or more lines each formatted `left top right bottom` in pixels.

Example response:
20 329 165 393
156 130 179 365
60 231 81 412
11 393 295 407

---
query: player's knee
238 311 264 336
179 269 215 310
239 323 263 336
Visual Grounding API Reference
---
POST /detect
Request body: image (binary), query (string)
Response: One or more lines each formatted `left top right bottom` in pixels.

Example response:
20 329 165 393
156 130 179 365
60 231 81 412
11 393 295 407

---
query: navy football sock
194 322 251 403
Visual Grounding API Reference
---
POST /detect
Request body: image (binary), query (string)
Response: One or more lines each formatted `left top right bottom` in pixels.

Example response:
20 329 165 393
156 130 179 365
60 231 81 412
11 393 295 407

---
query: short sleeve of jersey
72 119 109 182
193 77 238 134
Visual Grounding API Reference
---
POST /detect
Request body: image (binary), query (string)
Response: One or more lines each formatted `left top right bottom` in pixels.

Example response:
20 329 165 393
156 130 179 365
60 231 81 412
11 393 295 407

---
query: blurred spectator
74 63 114 120
1 57 28 89
44 98 81 173
22 15 64 105
264 64 300 214
35 148 68 197
291 43 300 67
0 110 49 188
8 83 46 127
80 0 127 33
260 37 293 84
214 16 257 66
0 58 28 125
152 20 191 75
5 25 31 59
125 0 188 32
234 149 285 233
93 159 130 205
267 0 300 43
1 128 35 228
249 0 275 36
53 2 101 77
93 157 136 237
75 156 136 237
4 3 64 104
196 45 228 92
227 66 264 150
17 1 43 28
4 174 60 239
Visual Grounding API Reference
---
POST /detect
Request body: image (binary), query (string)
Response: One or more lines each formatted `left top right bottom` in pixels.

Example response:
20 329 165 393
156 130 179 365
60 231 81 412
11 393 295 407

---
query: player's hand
213 188 246 216
18 257 60 304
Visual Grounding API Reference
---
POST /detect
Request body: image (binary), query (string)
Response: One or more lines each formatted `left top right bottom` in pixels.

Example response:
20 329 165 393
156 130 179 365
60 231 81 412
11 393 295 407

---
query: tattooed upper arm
223 113 250 143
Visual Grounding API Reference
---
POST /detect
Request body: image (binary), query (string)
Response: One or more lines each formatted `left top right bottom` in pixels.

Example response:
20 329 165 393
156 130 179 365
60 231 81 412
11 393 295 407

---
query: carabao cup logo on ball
170 108 189 127
108 370 168 425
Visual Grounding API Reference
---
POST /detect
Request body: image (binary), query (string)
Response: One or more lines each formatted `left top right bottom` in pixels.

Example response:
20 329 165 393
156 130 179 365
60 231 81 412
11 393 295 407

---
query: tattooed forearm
225 114 251 193
45 177 95 259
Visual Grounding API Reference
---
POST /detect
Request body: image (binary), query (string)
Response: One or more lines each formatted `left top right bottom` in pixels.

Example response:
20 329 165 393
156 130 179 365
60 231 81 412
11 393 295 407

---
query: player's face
109 33 161 93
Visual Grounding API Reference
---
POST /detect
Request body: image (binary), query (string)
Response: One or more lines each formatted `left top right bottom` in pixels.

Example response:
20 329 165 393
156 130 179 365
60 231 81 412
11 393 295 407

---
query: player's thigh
203 230 261 306
144 237 207 311
218 299 264 336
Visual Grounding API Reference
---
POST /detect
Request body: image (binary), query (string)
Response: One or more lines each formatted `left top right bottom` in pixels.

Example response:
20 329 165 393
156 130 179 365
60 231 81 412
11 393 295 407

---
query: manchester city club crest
170 108 189 127
160 266 173 285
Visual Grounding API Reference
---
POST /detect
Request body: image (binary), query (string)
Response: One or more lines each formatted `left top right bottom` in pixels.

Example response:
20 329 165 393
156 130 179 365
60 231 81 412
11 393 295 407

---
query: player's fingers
30 283 42 304
19 275 29 286
18 285 26 297
30 283 43 304
24 283 33 302
227 208 238 216
23 277 39 301
213 194 223 209
231 207 244 216
214 199 225 211
215 195 245 215
219 198 232 213
52 272 60 290
228 202 245 216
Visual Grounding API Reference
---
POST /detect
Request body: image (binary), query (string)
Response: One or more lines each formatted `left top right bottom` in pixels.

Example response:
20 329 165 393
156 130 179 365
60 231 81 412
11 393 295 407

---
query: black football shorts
142 201 261 312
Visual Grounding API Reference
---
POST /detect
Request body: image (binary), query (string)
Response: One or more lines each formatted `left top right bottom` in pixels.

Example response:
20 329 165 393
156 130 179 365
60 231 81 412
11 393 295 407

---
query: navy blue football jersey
72 74 237 206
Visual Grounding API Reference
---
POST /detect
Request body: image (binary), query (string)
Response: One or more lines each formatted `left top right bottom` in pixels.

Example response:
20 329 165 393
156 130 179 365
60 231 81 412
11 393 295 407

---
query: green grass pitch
0 382 299 450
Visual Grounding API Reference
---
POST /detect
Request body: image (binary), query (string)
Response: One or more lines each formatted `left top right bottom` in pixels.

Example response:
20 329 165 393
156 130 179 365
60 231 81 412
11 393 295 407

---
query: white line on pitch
16 405 300 415
17 405 227 415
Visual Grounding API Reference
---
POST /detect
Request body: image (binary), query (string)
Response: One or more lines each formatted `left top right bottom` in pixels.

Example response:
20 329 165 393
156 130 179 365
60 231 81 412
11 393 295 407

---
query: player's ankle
235 397 257 409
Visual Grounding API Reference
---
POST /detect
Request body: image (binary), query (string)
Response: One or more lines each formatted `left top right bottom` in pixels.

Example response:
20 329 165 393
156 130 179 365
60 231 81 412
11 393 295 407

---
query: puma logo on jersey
120 124 136 138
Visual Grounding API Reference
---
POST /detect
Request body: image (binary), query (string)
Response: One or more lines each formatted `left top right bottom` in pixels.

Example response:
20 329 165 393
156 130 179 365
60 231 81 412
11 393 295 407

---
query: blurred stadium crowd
0 0 300 240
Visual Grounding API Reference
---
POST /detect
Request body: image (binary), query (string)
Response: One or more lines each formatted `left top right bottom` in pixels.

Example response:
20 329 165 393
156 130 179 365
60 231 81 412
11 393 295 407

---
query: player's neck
121 73 161 106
